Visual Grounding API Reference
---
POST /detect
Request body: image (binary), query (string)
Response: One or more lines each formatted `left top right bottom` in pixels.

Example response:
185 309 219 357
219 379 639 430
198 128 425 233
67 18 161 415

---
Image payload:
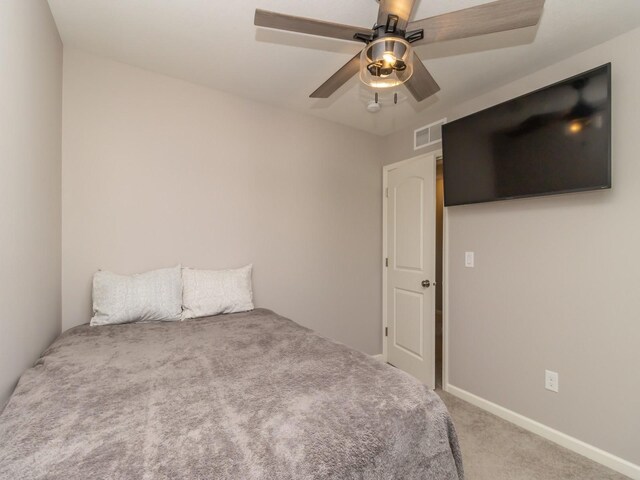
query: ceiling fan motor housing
367 100 382 113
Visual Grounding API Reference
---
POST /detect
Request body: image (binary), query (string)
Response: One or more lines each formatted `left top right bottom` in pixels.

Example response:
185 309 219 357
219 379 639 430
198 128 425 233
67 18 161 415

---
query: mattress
0 308 463 479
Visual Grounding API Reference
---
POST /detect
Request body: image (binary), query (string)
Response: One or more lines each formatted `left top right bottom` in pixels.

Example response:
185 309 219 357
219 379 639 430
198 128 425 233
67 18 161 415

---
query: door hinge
385 327 388 337
385 257 388 267
385 187 389 198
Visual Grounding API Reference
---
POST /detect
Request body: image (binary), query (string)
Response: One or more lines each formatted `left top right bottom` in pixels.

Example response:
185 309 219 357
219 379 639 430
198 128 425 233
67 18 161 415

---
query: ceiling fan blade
408 0 545 46
377 0 418 32
403 54 440 102
255 9 373 43
310 53 362 98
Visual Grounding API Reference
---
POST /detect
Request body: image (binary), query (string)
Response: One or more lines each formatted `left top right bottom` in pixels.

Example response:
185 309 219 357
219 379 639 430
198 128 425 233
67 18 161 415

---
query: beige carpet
437 390 630 480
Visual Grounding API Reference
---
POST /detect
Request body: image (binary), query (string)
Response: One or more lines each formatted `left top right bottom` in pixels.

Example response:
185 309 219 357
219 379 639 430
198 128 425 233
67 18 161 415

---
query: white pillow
91 266 183 326
181 264 254 320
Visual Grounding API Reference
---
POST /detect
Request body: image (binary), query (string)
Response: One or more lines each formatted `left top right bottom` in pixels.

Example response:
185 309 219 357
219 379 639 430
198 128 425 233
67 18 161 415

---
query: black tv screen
442 64 611 206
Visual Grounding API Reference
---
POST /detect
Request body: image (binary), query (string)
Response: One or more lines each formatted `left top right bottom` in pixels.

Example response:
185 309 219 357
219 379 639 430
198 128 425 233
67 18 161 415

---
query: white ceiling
48 0 640 136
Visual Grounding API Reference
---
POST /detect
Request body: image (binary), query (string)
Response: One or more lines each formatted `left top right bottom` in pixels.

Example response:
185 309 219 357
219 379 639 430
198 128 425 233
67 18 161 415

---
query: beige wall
61 50 384 354
0 1 62 408
384 27 640 466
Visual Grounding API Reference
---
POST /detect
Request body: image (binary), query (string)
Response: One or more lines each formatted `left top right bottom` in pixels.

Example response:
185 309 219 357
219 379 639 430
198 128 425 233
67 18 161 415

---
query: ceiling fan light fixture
360 37 413 89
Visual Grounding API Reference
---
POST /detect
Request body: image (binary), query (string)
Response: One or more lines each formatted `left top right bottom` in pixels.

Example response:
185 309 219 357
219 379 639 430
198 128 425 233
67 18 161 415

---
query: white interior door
386 155 436 387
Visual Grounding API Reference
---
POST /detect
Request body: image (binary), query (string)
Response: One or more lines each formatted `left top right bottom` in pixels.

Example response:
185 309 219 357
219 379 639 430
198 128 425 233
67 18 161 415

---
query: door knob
422 279 431 288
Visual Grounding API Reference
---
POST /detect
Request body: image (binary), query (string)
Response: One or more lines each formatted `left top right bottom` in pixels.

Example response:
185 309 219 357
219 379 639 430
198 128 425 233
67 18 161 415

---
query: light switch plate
465 251 475 268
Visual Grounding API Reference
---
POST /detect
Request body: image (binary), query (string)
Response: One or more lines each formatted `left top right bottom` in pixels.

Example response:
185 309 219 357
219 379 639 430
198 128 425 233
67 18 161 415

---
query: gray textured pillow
181 264 254 320
91 266 183 326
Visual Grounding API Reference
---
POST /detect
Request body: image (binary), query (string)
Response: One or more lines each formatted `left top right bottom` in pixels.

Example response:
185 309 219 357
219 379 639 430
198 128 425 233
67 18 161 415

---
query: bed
0 308 463 479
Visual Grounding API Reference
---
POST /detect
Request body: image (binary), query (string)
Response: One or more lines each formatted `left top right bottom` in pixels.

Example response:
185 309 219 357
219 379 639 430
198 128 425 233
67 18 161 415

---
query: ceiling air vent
414 118 447 150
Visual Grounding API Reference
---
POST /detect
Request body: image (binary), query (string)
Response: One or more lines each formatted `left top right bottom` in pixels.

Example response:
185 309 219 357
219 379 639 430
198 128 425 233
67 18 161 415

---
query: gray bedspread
0 308 463 479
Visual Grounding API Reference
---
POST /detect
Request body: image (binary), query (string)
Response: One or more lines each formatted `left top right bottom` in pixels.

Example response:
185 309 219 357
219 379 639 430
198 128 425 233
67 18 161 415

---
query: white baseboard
371 354 385 362
444 384 640 480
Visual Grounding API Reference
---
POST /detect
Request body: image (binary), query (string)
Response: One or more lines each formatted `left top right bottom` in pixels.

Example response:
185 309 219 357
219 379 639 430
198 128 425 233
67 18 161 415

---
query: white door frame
382 151 449 388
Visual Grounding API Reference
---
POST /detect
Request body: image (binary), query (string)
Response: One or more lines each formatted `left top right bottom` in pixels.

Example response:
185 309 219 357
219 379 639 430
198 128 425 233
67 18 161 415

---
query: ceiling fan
255 0 545 102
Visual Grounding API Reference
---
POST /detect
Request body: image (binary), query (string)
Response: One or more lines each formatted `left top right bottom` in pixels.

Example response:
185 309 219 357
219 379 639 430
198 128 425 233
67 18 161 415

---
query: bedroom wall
61 50 383 354
0 1 62 408
383 27 640 467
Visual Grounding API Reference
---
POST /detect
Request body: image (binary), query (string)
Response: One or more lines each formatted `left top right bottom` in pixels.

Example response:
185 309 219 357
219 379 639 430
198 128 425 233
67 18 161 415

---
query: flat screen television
442 64 611 207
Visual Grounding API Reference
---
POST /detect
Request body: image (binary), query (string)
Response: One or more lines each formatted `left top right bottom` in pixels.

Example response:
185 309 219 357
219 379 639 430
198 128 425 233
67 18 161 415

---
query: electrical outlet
545 370 559 392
